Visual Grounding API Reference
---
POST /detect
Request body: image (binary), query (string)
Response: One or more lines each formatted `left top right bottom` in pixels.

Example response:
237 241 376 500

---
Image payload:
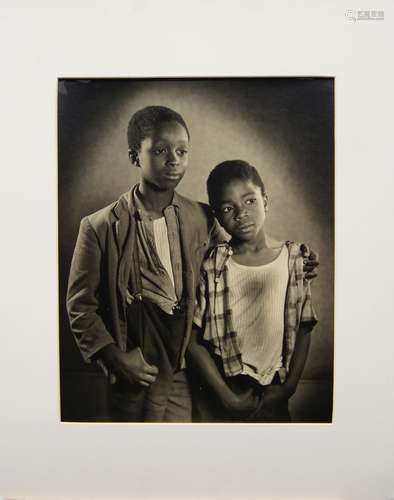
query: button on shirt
133 187 183 315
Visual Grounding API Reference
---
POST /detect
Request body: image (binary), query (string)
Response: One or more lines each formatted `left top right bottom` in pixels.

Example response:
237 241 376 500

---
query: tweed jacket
66 186 219 370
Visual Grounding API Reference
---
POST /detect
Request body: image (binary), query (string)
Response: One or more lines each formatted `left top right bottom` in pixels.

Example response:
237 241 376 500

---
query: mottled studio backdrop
58 78 334 422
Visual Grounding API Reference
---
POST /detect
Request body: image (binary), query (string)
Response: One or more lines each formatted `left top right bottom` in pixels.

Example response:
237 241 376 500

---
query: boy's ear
128 148 140 168
263 194 268 210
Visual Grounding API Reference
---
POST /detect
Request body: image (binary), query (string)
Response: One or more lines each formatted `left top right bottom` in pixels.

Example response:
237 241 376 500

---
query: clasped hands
223 383 294 418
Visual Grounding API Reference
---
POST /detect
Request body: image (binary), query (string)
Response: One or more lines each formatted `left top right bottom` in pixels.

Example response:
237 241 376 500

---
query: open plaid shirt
193 241 318 378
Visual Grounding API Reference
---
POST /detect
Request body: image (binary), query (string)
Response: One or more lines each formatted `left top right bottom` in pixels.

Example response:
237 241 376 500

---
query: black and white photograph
2 1 394 498
59 77 334 423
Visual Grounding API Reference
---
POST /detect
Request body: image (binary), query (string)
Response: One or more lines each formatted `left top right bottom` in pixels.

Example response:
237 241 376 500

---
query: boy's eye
221 206 233 214
245 198 256 205
153 148 166 155
177 149 188 156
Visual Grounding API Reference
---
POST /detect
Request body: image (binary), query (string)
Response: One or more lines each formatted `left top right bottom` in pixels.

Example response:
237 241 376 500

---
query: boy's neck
232 231 280 254
137 180 175 216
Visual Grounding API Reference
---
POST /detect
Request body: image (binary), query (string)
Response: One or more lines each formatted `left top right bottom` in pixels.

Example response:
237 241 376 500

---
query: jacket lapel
177 203 194 300
113 193 129 253
112 189 136 294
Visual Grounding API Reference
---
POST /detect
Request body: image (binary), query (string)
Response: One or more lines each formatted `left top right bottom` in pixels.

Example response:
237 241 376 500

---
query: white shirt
153 217 175 288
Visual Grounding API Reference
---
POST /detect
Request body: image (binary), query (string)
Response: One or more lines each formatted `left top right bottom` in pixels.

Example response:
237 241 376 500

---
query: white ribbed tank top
227 245 289 385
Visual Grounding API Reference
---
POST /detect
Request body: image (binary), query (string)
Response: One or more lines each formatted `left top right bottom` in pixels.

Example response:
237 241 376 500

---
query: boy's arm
67 217 158 386
186 327 256 412
283 323 313 396
66 217 116 361
262 324 314 410
208 215 230 247
263 272 318 408
283 273 318 394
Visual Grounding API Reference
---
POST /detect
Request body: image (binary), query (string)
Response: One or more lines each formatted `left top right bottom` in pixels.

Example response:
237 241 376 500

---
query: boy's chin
157 183 178 192
229 233 255 243
146 178 182 192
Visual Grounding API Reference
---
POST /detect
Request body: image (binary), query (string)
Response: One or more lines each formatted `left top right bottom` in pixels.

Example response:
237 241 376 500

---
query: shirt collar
132 184 180 219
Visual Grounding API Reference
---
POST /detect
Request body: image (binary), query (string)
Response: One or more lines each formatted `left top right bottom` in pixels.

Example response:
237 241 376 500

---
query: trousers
108 369 192 423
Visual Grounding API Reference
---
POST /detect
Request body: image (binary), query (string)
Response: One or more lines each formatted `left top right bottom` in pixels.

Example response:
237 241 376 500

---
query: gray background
59 78 334 422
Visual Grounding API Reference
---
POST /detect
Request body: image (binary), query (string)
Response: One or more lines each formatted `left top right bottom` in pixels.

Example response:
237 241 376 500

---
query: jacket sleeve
66 216 115 362
209 216 230 246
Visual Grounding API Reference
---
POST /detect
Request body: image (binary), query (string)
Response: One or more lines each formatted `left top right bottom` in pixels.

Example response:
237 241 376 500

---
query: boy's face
136 120 189 191
215 179 267 242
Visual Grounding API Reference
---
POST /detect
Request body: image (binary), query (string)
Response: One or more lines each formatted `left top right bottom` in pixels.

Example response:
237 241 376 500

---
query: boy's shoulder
200 242 232 272
175 192 217 238
84 191 129 229
285 240 307 259
200 241 306 271
175 192 213 219
83 190 216 234
285 241 312 279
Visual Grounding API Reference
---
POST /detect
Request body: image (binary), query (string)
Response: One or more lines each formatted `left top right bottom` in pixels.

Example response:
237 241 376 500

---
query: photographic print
58 77 334 423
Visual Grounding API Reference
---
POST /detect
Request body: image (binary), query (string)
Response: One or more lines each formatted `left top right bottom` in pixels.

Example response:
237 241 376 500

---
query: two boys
66 105 318 422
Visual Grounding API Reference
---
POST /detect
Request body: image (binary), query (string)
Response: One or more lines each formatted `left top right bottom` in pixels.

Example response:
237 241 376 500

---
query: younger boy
187 160 318 422
67 107 318 423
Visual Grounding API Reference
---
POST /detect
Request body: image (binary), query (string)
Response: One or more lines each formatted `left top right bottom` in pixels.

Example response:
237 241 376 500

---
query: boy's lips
163 173 182 181
236 222 255 232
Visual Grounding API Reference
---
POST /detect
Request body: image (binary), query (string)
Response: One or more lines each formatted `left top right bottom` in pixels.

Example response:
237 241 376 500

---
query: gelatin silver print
58 78 334 423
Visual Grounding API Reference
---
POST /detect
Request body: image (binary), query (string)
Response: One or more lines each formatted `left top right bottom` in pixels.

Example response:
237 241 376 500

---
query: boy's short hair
207 160 266 208
127 106 190 165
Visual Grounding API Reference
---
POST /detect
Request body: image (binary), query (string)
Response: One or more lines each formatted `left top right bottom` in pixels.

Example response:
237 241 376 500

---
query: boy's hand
260 384 293 415
223 388 259 414
300 244 319 280
101 345 159 387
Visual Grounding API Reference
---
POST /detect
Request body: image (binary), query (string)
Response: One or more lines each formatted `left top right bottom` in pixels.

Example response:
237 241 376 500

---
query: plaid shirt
193 241 318 378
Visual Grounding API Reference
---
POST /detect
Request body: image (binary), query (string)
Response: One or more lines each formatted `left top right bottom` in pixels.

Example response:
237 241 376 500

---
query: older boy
66 106 319 422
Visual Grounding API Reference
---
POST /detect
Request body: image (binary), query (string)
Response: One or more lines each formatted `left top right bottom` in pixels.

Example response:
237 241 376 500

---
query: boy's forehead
220 178 261 197
151 121 189 142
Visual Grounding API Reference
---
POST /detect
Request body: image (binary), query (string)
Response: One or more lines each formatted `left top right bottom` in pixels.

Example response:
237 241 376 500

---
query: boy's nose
234 209 248 221
166 150 178 165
